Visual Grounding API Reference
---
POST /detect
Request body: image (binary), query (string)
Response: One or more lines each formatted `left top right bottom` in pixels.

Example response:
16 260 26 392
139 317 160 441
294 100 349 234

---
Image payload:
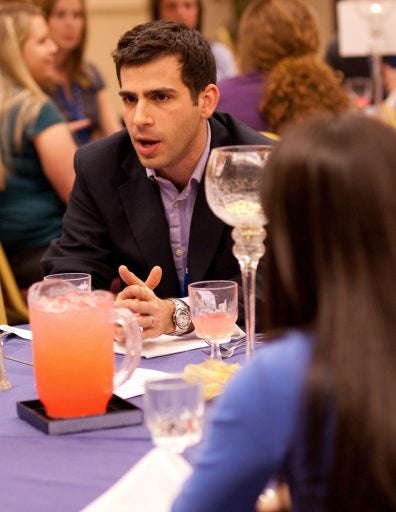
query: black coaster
16 395 143 435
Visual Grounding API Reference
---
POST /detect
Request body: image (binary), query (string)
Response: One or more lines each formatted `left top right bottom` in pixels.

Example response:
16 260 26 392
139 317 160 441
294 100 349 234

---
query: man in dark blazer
42 20 272 338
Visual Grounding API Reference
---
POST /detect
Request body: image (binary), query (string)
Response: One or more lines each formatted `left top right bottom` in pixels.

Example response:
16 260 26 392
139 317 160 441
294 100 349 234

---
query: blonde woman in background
35 0 121 145
217 0 320 131
0 2 76 288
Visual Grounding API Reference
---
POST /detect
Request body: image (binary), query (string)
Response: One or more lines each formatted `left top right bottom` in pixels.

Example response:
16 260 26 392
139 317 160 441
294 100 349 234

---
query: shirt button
175 249 183 257
173 201 180 208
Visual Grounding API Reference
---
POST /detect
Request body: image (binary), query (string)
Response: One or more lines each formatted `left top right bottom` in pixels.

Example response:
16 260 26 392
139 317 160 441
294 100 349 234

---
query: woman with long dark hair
172 112 396 511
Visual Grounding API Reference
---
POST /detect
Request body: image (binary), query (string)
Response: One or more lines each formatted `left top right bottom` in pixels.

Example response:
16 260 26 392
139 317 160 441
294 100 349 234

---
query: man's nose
132 102 153 126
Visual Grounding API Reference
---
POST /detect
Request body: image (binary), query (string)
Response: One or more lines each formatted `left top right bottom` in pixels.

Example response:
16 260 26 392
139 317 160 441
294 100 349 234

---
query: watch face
176 309 191 330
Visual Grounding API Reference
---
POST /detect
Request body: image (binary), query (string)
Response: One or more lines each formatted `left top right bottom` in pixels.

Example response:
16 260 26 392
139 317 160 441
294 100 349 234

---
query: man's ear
199 84 220 119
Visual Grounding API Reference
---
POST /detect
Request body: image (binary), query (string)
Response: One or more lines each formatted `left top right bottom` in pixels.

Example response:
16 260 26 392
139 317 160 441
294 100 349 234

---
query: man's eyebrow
118 87 177 98
118 90 135 98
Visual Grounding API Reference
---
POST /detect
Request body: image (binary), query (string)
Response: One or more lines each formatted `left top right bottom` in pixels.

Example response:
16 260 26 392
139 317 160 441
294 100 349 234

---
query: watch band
167 298 193 336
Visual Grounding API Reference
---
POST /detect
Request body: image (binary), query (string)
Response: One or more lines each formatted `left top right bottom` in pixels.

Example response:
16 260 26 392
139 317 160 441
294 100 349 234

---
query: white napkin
0 324 32 340
115 368 169 399
82 447 192 512
114 325 245 358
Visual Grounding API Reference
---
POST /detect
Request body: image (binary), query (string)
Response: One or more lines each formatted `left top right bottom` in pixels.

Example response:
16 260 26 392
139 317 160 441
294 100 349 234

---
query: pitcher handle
112 307 142 389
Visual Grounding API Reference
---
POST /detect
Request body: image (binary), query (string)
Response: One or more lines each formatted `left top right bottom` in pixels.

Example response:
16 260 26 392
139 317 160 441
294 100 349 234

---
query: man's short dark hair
112 20 217 104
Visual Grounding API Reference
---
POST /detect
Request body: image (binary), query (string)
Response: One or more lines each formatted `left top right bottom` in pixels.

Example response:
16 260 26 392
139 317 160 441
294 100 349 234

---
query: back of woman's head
260 55 351 134
262 113 396 330
238 0 320 73
262 112 396 510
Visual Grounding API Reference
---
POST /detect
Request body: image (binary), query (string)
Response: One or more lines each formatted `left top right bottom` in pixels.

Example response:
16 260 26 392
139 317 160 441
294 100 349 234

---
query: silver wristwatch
168 298 192 336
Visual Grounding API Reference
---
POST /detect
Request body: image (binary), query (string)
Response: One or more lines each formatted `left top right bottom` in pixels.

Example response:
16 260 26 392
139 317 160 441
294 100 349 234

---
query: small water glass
144 375 204 454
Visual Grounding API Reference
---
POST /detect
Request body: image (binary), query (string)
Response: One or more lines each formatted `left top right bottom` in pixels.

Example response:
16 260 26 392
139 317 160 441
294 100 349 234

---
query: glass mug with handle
28 279 141 419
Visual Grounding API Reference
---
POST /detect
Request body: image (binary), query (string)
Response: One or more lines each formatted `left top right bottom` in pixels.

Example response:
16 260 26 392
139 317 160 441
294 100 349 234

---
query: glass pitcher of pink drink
28 279 141 419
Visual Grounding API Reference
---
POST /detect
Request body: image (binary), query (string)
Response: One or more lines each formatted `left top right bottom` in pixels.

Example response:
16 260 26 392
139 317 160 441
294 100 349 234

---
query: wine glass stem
232 225 265 360
241 267 257 359
211 341 222 361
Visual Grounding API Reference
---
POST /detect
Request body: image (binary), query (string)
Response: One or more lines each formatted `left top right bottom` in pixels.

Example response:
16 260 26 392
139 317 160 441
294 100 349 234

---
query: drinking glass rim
28 281 113 307
43 272 91 282
144 373 203 392
188 280 238 291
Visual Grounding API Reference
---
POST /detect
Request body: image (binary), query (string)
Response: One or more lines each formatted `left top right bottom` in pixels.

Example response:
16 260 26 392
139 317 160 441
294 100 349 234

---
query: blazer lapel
118 153 180 297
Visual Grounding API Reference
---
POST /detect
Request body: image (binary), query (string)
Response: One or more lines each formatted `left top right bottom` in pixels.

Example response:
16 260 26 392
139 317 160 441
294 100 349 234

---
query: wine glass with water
205 145 273 359
188 280 238 361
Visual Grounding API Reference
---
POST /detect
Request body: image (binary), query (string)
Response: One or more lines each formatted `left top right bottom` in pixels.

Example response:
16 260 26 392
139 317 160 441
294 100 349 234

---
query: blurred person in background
0 2 76 288
35 0 121 145
260 55 351 135
374 57 396 127
173 112 396 512
217 0 320 132
150 0 237 82
325 35 371 82
325 38 396 113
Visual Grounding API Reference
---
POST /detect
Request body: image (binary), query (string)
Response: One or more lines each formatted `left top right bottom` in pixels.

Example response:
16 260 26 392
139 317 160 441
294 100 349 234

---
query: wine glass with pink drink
188 280 238 361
